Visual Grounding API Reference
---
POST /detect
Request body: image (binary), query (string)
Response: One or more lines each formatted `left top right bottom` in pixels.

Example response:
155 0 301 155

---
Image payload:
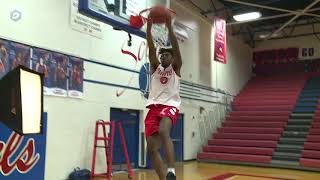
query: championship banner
213 17 227 64
0 113 47 180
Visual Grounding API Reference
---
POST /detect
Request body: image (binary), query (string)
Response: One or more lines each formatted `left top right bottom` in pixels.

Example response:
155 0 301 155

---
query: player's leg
159 117 176 179
147 134 166 180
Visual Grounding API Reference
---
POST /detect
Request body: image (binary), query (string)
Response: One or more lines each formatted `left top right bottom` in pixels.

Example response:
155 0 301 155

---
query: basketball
149 6 169 24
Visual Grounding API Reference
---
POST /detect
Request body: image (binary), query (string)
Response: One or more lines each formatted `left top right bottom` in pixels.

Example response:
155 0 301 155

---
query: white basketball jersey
146 64 181 109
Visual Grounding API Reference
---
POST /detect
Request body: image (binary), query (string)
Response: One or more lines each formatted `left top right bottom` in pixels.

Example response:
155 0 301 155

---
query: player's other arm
147 20 160 74
166 14 182 76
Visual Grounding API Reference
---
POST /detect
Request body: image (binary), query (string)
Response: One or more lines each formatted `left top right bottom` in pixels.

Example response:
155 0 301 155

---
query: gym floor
103 161 320 180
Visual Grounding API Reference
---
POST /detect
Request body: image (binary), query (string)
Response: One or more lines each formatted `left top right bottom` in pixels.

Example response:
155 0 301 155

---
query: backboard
79 0 169 38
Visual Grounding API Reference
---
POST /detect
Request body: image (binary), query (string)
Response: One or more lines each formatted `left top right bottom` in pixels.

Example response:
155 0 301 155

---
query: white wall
0 0 253 179
172 1 252 96
215 35 253 96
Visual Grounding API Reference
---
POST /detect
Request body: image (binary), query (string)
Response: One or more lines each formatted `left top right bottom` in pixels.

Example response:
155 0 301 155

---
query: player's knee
159 117 172 139
147 139 159 155
147 145 159 156
158 127 170 139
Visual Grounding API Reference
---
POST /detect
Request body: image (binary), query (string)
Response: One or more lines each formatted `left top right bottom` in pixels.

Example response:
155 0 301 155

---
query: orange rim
139 7 176 22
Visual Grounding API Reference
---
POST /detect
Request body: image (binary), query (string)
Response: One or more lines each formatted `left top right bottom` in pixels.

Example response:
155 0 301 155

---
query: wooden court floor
98 161 320 180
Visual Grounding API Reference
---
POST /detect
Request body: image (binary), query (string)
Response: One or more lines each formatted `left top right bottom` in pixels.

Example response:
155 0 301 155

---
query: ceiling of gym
180 0 320 47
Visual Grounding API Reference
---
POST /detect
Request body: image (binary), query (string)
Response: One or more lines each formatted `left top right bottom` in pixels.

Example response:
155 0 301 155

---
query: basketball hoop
129 15 145 29
139 6 176 24
139 6 176 48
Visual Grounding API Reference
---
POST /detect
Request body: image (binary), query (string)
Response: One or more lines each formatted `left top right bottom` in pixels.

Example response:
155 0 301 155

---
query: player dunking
145 13 182 180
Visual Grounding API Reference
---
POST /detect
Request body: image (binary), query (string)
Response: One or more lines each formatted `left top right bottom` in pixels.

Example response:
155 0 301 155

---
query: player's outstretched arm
147 19 160 73
166 13 182 76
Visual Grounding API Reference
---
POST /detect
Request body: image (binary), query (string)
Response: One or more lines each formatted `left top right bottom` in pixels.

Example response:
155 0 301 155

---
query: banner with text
213 17 227 64
0 113 47 180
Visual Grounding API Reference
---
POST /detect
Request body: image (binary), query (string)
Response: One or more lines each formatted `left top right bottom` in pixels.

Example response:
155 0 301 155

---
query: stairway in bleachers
198 74 307 165
294 77 320 113
272 77 320 167
299 77 320 169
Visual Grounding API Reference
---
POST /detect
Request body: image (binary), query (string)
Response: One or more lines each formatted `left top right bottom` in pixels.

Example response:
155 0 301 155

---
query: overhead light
233 12 261 22
259 34 268 39
259 33 280 39
0 66 43 135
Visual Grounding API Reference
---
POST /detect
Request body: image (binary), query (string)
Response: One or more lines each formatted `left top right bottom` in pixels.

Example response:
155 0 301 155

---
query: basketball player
71 63 81 90
36 57 48 78
54 61 66 89
12 52 25 70
145 12 182 180
0 43 8 76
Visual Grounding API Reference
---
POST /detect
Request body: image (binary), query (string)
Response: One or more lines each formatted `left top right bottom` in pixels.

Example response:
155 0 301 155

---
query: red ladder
91 120 133 180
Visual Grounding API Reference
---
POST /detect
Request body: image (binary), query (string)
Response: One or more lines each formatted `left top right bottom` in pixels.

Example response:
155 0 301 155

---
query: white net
151 23 170 48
